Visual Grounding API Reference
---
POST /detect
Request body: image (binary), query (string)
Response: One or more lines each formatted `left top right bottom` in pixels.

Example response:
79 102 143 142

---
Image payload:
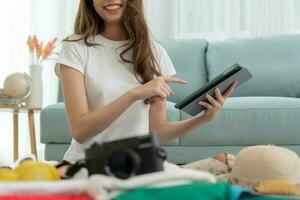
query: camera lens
105 149 141 179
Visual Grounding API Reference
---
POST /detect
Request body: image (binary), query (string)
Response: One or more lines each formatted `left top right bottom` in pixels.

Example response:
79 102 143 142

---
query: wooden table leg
28 110 38 159
13 112 19 162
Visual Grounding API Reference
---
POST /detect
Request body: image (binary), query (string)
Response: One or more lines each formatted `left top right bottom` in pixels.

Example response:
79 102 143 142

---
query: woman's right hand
132 76 187 101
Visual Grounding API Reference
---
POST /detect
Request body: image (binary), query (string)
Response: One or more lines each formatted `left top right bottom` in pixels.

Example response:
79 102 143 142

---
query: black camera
84 134 167 179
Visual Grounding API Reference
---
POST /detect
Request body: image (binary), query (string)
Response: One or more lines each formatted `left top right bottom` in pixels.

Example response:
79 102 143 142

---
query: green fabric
162 39 208 103
114 182 229 200
206 34 300 97
180 97 300 146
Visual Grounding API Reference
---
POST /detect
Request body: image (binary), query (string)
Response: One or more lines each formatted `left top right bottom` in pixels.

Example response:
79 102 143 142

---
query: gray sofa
41 34 300 164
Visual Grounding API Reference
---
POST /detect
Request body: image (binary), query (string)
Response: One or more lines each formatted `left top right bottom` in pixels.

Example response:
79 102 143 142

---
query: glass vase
27 64 43 108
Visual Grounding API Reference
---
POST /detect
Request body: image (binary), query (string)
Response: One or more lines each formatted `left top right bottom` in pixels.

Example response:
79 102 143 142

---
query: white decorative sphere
3 73 32 98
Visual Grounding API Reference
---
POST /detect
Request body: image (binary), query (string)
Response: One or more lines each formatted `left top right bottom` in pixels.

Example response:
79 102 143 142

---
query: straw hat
228 145 300 190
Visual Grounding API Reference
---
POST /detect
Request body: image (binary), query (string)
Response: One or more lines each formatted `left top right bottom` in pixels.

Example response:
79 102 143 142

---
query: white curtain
146 0 300 41
31 0 79 107
144 0 178 40
0 0 79 165
0 1 32 165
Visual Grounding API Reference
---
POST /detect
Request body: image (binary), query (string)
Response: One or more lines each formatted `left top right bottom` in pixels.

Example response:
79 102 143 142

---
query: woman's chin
104 17 124 25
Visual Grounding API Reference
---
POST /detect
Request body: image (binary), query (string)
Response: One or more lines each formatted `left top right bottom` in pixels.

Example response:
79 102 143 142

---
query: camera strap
57 160 87 179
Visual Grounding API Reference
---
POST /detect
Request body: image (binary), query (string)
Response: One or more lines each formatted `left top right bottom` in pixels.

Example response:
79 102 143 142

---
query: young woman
55 0 237 163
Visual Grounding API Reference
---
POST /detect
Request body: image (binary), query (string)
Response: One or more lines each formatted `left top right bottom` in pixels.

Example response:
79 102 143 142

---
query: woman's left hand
199 81 238 122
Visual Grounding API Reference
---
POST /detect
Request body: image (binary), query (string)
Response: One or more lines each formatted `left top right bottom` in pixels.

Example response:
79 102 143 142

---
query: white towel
0 180 88 196
87 162 216 200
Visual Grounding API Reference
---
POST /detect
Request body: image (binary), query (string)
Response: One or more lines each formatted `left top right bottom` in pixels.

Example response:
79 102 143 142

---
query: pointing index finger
163 76 187 84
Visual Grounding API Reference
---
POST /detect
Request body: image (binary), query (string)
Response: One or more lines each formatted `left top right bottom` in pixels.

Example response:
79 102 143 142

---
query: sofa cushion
180 97 300 146
40 101 180 145
206 34 300 97
163 101 181 146
163 145 300 164
45 143 300 164
162 39 208 103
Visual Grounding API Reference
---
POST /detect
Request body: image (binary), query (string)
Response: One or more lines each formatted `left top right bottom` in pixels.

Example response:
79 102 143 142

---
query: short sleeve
153 42 176 77
55 37 87 78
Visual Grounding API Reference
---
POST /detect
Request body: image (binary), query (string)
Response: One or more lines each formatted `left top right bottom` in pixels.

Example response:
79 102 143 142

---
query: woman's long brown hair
66 0 161 95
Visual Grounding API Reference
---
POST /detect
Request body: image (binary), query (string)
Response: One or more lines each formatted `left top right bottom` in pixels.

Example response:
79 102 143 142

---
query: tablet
175 64 253 116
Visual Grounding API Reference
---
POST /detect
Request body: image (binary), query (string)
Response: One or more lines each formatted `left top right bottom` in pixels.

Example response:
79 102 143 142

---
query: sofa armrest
40 103 72 144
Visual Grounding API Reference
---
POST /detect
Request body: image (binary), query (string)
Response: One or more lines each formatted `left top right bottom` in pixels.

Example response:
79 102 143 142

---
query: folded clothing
114 182 229 200
230 185 300 200
0 180 88 196
181 153 236 181
0 162 216 200
113 182 300 200
0 195 91 200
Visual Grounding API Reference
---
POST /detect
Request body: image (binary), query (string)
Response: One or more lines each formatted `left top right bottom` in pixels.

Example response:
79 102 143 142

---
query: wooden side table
0 105 41 161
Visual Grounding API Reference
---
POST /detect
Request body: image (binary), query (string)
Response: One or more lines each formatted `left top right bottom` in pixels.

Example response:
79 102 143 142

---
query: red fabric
0 195 92 200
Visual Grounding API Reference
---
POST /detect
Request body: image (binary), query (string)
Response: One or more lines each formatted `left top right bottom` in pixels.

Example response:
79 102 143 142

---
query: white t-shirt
55 34 176 162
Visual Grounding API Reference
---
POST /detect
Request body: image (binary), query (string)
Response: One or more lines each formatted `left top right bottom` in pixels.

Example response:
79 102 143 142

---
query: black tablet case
175 68 253 116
